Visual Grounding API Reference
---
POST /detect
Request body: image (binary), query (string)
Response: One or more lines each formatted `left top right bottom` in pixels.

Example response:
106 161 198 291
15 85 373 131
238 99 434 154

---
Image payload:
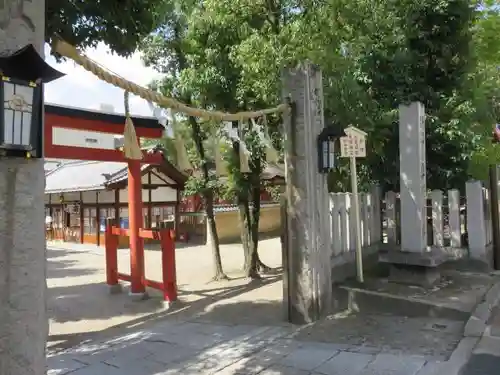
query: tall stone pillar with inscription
281 63 332 323
399 102 427 253
380 101 447 286
0 1 48 374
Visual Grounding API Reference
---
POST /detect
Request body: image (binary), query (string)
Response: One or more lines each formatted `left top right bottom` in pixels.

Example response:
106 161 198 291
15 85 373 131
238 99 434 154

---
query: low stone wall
331 244 381 283
212 205 281 244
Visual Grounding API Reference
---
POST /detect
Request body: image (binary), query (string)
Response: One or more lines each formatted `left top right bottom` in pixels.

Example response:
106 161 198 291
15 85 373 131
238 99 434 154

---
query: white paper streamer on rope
238 120 251 173
212 125 227 176
149 102 170 135
221 121 252 173
171 112 192 171
251 117 279 164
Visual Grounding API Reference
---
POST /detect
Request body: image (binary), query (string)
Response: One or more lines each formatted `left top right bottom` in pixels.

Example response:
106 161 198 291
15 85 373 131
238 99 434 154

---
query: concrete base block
389 264 441 287
107 284 123 295
128 291 149 301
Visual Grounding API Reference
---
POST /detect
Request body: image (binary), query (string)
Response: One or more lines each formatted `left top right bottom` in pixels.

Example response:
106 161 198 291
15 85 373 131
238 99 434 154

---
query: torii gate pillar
128 159 145 295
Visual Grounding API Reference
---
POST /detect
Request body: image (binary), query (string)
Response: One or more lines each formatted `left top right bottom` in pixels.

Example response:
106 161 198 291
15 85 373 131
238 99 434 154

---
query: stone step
332 285 470 321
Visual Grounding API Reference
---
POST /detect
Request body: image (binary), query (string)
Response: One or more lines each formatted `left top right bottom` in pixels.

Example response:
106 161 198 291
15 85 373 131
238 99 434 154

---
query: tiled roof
45 148 188 194
45 160 129 193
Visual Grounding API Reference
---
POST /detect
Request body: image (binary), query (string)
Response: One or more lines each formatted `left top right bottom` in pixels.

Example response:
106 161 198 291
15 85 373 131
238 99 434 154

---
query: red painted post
160 227 177 302
105 218 119 286
127 160 146 294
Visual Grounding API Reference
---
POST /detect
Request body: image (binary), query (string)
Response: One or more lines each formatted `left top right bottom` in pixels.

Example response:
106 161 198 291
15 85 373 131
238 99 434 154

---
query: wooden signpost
340 125 367 283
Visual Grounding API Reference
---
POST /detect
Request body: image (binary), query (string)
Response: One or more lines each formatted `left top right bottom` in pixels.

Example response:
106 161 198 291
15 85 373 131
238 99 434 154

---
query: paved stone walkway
460 302 500 375
48 319 443 375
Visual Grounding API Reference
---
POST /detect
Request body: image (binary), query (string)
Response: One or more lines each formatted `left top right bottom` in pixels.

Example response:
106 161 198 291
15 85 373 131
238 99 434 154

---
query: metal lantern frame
0 44 64 158
0 75 43 157
317 125 344 174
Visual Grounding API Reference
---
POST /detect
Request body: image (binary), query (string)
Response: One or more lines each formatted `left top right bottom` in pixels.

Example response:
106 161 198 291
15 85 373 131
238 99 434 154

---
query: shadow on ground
48 316 303 375
48 271 284 353
47 248 99 279
48 300 459 375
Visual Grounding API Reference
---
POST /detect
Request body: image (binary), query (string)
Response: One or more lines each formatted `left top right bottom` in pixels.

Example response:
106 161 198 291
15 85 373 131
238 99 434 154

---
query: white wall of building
46 186 177 204
52 128 123 150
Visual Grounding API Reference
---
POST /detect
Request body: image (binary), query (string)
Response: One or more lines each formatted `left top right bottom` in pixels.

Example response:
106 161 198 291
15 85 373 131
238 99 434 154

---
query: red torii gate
45 104 170 297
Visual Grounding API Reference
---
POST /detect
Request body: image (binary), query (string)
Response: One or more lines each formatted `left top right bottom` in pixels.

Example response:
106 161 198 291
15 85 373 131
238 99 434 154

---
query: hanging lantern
317 123 344 174
0 44 65 158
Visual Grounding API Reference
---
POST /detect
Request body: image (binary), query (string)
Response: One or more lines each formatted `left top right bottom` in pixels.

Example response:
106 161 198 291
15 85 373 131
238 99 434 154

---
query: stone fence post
466 180 492 268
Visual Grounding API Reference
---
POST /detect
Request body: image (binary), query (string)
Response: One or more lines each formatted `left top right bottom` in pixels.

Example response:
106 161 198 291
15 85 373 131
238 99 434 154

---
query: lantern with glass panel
317 123 344 174
0 44 64 158
0 76 41 157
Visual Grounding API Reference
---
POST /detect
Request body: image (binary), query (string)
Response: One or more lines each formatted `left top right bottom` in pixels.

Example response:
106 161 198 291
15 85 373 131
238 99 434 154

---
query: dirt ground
47 238 284 352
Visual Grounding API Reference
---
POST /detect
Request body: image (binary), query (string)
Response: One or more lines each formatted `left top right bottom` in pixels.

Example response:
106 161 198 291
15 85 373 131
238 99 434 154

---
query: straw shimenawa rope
123 91 144 160
52 38 289 121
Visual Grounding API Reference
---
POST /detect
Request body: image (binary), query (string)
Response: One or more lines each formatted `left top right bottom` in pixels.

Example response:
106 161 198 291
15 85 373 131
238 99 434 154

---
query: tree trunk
239 200 250 270
231 122 258 278
189 116 227 280
204 190 226 280
248 183 261 277
241 198 258 278
251 181 272 273
0 3 48 375
173 35 226 280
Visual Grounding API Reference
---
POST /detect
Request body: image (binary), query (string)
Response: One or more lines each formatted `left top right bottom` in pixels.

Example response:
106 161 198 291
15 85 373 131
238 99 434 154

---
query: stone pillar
466 180 491 268
0 1 48 374
281 63 332 323
399 102 427 252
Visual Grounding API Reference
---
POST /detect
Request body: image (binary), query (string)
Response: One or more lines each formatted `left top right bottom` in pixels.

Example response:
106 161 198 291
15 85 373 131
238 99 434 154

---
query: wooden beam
45 144 164 164
147 172 152 229
150 169 172 185
96 191 100 246
45 113 163 138
79 192 84 244
114 189 120 224
46 200 177 208
175 189 181 238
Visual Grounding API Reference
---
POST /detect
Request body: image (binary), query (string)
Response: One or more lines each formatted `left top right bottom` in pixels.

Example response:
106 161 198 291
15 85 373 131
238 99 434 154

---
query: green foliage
139 0 500 195
469 142 500 182
46 0 165 56
357 0 475 109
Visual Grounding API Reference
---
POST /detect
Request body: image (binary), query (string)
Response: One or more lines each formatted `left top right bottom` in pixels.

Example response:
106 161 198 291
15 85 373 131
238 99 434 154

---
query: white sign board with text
340 126 367 158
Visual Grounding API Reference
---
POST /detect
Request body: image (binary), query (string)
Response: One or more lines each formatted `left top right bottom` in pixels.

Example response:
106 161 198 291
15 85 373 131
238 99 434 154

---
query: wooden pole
147 172 152 229
489 165 500 270
79 192 84 244
95 191 101 246
350 157 364 283
114 189 120 223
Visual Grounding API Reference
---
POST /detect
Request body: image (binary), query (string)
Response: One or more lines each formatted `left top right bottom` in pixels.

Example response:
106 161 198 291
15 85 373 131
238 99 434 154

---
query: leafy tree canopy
141 0 500 192
46 0 163 55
